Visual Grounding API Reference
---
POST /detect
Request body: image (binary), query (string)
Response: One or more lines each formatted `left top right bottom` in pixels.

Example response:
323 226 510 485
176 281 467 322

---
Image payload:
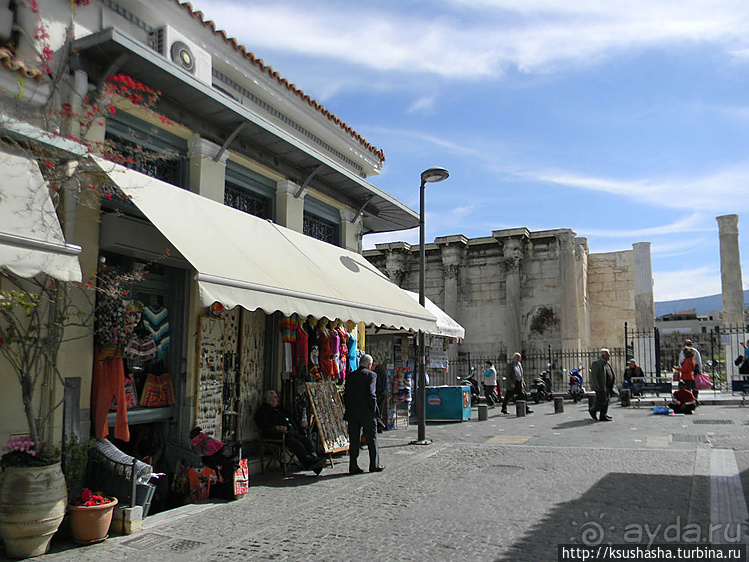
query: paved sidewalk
31 400 749 562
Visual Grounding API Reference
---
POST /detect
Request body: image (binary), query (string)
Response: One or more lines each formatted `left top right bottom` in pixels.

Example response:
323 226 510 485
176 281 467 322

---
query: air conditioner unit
148 25 212 85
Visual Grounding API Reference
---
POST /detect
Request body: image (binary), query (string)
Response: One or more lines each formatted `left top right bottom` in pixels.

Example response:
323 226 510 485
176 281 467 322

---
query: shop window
105 113 187 188
303 197 341 246
224 163 275 220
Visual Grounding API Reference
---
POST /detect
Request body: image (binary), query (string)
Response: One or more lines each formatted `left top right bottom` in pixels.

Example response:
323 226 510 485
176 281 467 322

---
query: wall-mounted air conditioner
148 25 212 85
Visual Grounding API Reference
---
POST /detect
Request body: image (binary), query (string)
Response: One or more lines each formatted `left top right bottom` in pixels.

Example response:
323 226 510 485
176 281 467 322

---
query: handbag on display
140 372 175 407
111 372 138 411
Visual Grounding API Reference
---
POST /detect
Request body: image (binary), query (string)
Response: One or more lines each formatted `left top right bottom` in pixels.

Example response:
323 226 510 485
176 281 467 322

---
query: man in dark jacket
589 349 616 422
343 354 384 474
254 390 324 475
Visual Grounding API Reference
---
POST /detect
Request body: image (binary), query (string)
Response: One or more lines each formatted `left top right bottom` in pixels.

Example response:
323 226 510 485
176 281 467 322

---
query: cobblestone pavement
33 400 749 562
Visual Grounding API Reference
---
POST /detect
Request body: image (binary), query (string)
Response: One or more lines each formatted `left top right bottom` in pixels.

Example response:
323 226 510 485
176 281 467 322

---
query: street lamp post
415 166 449 445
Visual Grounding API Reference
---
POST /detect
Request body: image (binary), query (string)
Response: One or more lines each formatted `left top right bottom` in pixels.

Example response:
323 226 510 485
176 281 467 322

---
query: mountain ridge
654 290 749 317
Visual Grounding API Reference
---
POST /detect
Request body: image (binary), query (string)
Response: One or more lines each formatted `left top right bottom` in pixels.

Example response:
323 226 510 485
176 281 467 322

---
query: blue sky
190 0 749 302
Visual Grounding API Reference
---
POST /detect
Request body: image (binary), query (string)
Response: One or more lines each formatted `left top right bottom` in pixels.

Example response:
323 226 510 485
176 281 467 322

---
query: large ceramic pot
0 463 67 558
68 497 118 544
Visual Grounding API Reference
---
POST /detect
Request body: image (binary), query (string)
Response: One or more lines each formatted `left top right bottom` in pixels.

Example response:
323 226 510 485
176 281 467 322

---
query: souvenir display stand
195 316 225 439
305 382 349 466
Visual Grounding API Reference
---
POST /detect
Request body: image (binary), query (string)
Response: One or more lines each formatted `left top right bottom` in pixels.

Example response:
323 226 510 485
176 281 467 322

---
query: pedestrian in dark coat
589 348 615 422
343 354 385 474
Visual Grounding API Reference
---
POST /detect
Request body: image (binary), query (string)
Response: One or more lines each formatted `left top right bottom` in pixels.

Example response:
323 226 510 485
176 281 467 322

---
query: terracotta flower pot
67 497 118 544
0 463 67 558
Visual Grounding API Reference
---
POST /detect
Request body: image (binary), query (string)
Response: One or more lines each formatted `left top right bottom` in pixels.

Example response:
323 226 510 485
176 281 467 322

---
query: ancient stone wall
586 250 635 348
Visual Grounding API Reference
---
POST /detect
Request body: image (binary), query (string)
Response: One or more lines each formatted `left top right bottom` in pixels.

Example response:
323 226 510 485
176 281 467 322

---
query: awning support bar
295 164 324 198
214 122 247 162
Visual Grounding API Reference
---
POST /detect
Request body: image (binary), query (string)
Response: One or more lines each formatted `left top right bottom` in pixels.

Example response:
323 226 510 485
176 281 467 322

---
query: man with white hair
589 348 616 422
343 354 384 475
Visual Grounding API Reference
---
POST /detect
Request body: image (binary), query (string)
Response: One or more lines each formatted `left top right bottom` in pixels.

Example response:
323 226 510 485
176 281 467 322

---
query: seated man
623 359 644 396
254 390 324 475
669 381 697 415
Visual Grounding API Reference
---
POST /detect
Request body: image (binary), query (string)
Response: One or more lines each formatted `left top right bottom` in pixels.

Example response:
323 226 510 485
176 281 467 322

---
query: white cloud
407 96 437 115
192 0 749 82
653 266 721 301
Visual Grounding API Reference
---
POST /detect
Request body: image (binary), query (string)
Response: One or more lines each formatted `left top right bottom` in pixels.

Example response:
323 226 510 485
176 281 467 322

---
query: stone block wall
587 250 635 348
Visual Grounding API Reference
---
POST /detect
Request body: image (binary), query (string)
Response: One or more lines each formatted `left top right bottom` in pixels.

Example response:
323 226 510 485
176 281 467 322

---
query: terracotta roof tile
0 47 45 82
175 1 385 162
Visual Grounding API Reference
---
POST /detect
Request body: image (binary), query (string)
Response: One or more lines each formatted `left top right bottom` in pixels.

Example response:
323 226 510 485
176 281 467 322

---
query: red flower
44 160 54 168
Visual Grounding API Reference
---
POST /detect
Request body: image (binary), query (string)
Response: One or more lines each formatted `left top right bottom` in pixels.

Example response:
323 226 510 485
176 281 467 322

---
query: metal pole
417 179 428 444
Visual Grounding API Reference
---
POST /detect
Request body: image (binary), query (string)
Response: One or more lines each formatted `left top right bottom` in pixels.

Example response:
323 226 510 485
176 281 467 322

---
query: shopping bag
233 458 249 498
695 373 712 391
653 405 670 415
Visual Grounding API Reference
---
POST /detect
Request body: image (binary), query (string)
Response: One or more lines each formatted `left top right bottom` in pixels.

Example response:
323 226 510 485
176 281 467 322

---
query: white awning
405 291 465 339
95 157 437 332
0 150 81 282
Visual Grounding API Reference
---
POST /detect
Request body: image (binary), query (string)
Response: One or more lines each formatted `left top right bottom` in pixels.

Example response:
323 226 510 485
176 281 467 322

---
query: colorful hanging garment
143 305 170 362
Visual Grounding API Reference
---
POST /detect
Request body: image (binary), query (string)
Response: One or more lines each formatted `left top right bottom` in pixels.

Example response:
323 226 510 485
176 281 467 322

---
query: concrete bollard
554 396 564 413
516 400 526 417
620 388 631 407
478 403 488 421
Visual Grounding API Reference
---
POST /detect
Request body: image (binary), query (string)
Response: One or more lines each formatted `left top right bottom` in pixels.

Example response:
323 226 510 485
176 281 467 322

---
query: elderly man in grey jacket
589 348 616 422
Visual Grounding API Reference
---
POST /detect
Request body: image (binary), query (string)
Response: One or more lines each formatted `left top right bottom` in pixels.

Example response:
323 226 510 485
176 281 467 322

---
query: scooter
530 370 553 403
568 366 585 403
457 368 482 406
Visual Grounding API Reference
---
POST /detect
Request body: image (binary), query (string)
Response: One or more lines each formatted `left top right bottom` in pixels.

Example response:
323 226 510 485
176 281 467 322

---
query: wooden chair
258 434 299 475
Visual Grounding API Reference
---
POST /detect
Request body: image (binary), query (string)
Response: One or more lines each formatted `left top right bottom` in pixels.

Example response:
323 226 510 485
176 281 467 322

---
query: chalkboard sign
195 316 225 438
306 382 349 454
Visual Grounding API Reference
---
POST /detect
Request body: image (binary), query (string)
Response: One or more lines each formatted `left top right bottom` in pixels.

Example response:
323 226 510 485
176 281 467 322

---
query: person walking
501 353 532 414
372 357 389 432
483 360 498 407
589 348 615 422
343 354 385 475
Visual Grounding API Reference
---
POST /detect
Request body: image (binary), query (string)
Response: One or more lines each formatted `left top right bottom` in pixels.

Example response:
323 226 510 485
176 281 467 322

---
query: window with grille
224 183 272 219
303 213 339 245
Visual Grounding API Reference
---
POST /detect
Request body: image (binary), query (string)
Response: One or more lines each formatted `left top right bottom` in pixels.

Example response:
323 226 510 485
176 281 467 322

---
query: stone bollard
478 403 488 421
620 388 631 407
516 400 526 417
554 396 564 413
588 395 596 410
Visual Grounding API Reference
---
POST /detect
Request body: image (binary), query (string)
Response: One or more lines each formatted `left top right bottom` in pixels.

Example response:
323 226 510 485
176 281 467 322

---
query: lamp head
420 167 450 184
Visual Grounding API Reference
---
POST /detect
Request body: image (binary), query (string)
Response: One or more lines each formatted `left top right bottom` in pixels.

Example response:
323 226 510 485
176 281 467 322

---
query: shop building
0 0 436 512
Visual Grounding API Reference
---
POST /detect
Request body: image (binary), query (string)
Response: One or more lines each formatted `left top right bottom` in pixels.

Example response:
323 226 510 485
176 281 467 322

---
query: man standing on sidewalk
589 348 615 422
344 354 385 475
502 353 532 414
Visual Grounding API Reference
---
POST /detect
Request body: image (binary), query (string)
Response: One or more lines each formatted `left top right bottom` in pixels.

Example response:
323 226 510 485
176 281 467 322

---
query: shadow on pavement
552 419 599 430
499 472 712 562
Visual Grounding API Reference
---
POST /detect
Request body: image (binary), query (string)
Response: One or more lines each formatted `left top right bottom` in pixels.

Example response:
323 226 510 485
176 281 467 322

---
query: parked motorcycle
530 370 553 403
568 365 585 403
457 368 482 405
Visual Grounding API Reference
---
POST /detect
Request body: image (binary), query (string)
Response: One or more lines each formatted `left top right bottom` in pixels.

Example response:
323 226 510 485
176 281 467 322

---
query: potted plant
0 437 67 558
67 488 118 544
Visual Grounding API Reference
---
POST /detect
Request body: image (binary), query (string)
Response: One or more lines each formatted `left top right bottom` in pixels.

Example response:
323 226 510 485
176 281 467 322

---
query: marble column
559 230 581 351
575 237 591 349
717 215 744 328
375 242 412 287
503 238 525 356
632 242 655 331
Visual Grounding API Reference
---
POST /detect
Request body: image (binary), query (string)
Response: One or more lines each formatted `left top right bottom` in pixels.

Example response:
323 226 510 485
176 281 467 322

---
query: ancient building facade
364 228 655 359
